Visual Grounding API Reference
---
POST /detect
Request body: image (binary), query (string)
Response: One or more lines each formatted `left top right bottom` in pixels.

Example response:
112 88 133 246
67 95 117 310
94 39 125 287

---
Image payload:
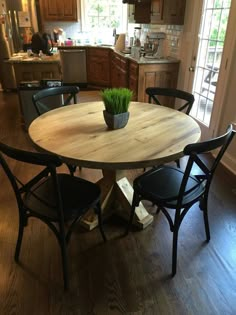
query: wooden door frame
179 0 236 139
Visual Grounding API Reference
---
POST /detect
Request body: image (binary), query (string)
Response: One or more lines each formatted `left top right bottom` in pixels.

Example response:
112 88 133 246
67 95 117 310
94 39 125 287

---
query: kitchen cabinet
86 48 111 87
128 0 186 25
150 0 164 24
12 62 62 87
137 63 179 105
163 0 186 25
128 60 139 100
134 2 151 24
111 52 128 88
39 0 77 21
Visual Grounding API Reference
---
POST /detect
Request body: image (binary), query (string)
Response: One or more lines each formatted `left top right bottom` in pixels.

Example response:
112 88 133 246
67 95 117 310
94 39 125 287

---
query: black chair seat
134 166 206 208
24 174 101 222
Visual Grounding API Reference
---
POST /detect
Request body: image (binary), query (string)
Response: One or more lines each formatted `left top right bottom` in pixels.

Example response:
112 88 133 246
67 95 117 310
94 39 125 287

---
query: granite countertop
7 53 60 64
6 46 180 65
114 50 180 64
57 45 180 64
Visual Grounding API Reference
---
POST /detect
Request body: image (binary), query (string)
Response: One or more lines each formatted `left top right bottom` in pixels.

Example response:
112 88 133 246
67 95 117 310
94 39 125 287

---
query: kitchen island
7 53 62 87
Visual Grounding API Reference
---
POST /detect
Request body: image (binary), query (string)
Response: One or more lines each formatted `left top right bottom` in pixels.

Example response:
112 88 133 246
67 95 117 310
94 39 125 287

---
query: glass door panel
191 0 231 127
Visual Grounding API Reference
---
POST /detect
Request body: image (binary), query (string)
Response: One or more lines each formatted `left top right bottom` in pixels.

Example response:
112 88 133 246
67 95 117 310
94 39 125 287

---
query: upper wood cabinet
134 2 151 24
39 0 77 21
128 0 186 25
150 0 164 24
163 0 186 25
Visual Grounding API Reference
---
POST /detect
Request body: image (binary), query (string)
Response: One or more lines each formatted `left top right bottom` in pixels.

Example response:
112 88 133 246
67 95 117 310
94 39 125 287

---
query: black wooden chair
146 87 195 168
146 87 195 115
126 124 235 276
32 85 80 115
32 85 80 175
0 142 106 290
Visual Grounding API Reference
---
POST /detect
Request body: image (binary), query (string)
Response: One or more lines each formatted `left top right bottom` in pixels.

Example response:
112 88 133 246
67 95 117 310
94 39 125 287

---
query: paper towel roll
115 34 126 51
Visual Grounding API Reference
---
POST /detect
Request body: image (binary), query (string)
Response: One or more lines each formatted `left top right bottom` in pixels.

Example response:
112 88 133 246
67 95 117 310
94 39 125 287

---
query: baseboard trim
213 151 236 175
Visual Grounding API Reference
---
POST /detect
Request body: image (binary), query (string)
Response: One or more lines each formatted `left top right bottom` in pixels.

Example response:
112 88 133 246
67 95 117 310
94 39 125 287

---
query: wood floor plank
0 90 236 314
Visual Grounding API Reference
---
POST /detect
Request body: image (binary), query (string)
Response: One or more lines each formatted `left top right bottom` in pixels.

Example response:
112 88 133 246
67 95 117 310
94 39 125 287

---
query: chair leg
200 197 211 241
14 219 25 262
125 193 139 235
66 164 77 176
175 159 180 168
59 235 69 290
96 204 107 242
172 227 179 277
171 211 181 277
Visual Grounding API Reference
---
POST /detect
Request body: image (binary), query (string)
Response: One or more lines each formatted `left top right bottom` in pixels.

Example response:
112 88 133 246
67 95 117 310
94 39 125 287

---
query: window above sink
80 0 128 45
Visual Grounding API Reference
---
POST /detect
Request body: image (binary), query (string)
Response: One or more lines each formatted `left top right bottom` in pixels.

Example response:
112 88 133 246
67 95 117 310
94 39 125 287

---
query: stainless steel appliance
59 49 87 86
144 32 166 59
0 0 38 90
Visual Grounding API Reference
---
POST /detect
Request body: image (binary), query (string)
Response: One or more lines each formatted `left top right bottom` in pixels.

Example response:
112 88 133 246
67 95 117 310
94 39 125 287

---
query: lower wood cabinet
137 63 180 105
128 60 139 100
12 62 62 86
87 48 111 87
111 52 128 88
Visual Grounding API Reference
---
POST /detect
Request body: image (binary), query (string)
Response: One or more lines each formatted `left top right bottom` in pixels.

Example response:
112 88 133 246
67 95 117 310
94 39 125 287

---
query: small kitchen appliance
144 32 166 59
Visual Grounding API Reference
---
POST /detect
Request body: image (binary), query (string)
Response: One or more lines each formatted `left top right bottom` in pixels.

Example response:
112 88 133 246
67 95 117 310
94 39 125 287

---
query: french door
187 0 233 140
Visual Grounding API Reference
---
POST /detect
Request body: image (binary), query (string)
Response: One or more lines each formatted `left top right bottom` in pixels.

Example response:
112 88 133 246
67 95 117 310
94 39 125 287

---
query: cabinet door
40 0 77 21
151 0 164 24
111 53 120 87
163 0 186 25
129 61 139 101
111 53 128 88
134 2 151 23
138 63 179 104
87 48 111 87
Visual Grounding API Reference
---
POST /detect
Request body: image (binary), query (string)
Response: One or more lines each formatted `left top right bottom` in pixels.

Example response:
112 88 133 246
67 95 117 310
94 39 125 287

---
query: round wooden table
29 101 201 230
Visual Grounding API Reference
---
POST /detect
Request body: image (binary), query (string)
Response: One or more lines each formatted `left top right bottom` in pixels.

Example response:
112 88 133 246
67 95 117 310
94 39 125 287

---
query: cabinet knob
189 66 195 72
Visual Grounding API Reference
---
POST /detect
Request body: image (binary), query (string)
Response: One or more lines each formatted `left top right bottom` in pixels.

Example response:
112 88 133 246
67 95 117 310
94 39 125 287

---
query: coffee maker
144 32 166 58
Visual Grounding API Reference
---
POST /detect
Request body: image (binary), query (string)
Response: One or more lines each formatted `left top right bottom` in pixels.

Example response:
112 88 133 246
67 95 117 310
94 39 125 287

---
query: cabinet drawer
87 48 110 58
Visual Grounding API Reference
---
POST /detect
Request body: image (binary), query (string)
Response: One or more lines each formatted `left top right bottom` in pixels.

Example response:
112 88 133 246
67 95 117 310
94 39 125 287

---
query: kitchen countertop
7 53 60 64
6 46 180 65
57 45 180 64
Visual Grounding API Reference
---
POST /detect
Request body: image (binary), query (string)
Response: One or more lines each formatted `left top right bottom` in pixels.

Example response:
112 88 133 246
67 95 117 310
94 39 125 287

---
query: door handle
189 66 195 72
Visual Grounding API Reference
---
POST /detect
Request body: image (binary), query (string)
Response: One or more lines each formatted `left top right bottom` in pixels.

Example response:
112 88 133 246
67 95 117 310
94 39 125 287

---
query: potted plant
101 88 133 129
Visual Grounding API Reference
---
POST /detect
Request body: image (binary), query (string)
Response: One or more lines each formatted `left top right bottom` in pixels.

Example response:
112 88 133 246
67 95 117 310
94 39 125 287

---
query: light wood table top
29 101 201 230
29 101 201 169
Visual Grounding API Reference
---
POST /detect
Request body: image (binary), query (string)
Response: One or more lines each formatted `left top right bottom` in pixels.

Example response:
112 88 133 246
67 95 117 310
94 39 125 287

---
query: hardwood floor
0 90 236 314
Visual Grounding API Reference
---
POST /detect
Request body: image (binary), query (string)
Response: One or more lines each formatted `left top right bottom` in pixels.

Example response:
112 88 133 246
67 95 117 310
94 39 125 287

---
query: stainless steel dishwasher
59 49 87 86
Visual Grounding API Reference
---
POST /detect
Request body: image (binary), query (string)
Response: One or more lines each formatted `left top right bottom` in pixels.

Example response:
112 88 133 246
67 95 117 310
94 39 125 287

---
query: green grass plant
101 88 133 114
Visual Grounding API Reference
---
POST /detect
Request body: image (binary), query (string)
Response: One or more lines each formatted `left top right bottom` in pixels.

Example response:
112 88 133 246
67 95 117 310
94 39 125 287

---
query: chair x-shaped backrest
0 142 63 220
32 85 80 116
177 124 235 208
146 87 195 115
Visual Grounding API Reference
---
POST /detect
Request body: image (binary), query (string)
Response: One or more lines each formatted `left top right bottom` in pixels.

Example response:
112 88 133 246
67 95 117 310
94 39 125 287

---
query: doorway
187 0 232 139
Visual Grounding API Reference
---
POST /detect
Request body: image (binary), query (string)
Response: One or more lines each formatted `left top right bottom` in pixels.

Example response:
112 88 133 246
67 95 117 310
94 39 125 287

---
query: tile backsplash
145 24 183 59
